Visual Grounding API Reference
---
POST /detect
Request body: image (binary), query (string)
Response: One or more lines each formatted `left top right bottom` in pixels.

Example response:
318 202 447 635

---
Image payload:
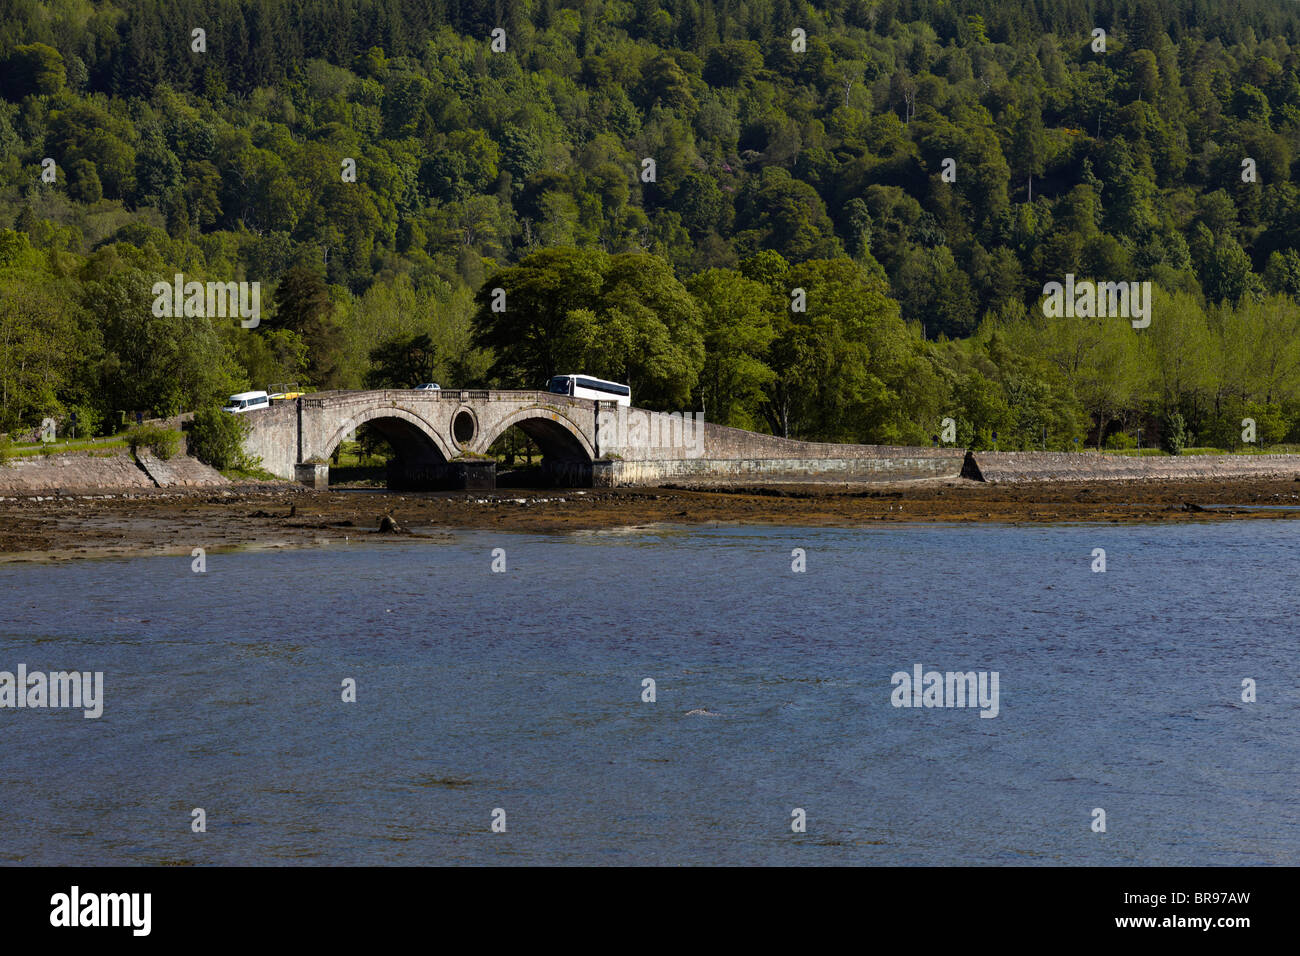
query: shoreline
2 475 1299 564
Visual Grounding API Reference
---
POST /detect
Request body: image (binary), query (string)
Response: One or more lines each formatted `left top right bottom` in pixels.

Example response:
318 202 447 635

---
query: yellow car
267 383 305 402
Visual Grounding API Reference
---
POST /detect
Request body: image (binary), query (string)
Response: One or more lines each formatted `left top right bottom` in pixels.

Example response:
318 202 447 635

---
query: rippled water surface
1 522 1297 865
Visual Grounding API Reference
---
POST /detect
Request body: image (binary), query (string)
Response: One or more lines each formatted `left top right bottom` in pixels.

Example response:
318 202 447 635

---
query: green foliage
4 43 65 97
217 454 272 481
0 1 1297 452
365 333 438 388
188 407 250 470
273 266 344 386
66 404 101 440
90 269 243 418
126 424 181 460
1161 412 1188 455
475 246 705 407
1244 402 1290 446
685 269 776 429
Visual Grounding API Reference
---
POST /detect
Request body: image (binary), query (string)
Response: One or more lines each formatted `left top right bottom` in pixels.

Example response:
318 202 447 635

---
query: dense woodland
3 0 1300 451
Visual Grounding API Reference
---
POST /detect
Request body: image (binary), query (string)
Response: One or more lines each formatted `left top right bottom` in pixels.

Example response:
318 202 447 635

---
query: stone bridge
239 389 966 489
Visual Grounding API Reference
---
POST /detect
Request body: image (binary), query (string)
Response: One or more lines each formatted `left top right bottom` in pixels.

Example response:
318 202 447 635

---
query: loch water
1 521 1296 865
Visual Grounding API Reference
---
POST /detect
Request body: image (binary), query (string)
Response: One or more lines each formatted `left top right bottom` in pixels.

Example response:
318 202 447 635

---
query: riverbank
3 475 1300 563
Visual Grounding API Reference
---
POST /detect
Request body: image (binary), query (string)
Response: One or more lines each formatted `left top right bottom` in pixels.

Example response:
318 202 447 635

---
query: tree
67 159 103 203
1139 287 1213 417
704 41 762 87
734 167 841 261
273 266 331 335
686 269 776 428
365 333 438 388
92 269 240 418
473 247 607 387
1200 235 1265 305
1264 250 1300 298
1033 309 1143 448
1009 97 1046 202
754 257 917 441
0 254 88 430
1160 411 1187 454
583 253 704 408
4 44 66 98
638 54 695 111
272 266 344 387
1130 49 1160 102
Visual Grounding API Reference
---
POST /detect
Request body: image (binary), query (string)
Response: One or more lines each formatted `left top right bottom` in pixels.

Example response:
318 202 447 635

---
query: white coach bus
547 374 632 407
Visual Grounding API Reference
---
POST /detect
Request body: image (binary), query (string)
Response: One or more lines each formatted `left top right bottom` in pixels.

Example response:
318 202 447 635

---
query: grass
8 436 130 457
125 424 181 460
325 441 388 486
496 452 545 467
329 440 386 468
219 463 278 481
1097 447 1166 457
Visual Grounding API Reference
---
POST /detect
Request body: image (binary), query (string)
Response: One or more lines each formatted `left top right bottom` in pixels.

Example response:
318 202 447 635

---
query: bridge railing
294 389 595 407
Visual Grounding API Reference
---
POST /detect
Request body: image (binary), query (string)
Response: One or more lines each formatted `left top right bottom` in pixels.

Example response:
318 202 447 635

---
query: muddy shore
2 475 1299 563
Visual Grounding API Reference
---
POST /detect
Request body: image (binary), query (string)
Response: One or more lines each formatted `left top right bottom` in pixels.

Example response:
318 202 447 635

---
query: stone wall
238 400 300 477
135 452 227 488
0 449 226 494
697 421 959 462
0 450 154 493
594 407 965 465
595 453 965 487
966 450 1300 483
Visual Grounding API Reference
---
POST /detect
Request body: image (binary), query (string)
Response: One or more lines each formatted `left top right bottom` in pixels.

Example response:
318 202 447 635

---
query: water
1 522 1297 865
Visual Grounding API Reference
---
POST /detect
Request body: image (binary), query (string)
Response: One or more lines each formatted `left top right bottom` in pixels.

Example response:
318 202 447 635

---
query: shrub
0 435 11 466
188 407 249 470
1161 411 1187 455
66 404 102 440
1104 430 1137 450
126 423 181 460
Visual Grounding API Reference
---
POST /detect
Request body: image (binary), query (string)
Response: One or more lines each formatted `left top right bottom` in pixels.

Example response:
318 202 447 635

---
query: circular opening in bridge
452 409 477 445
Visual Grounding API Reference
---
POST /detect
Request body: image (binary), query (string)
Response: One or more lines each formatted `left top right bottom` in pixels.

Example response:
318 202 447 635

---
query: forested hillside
3 0 1300 450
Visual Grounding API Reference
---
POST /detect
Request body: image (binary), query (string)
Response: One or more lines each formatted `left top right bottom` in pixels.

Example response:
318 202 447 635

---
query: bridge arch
477 405 596 461
319 405 453 464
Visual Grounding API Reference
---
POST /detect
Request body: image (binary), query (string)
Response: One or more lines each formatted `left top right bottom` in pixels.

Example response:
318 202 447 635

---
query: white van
547 374 632 407
224 391 270 413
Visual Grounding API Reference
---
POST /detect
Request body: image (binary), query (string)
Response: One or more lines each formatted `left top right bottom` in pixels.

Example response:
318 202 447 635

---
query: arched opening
488 413 594 488
324 414 449 490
